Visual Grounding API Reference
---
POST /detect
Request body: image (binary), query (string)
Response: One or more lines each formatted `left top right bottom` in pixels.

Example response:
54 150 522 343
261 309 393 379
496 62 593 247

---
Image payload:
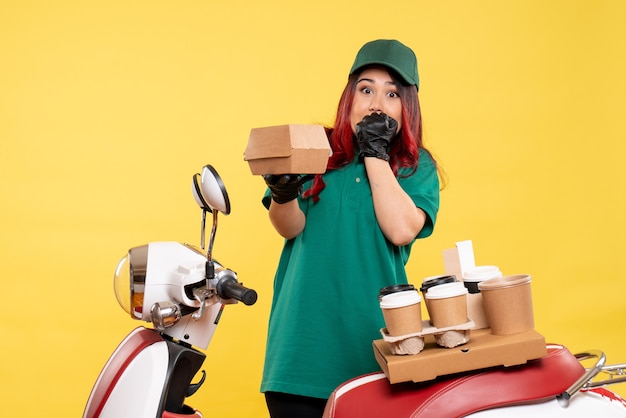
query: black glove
355 112 398 161
263 174 313 204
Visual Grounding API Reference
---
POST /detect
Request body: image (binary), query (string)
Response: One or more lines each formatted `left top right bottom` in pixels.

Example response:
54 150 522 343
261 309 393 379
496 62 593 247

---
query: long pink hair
303 68 432 202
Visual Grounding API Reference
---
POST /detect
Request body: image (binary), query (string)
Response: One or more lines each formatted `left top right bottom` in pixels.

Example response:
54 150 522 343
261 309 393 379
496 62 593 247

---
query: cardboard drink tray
373 328 547 384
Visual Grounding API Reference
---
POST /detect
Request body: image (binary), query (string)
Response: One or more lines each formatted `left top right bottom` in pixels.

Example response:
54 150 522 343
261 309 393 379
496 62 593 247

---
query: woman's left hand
355 113 398 161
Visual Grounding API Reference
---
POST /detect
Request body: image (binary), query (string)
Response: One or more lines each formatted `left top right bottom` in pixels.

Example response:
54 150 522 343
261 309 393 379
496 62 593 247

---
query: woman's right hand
263 174 312 204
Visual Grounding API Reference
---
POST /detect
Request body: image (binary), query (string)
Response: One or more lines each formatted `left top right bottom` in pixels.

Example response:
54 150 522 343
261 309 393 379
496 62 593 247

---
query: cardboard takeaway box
373 328 547 384
244 124 331 175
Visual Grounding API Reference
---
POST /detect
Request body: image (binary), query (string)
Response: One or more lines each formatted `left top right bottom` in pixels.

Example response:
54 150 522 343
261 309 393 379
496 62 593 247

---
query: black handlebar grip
217 278 258 306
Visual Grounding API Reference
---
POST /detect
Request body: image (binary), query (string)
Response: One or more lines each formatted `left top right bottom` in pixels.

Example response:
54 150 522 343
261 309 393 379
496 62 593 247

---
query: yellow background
1 1 625 416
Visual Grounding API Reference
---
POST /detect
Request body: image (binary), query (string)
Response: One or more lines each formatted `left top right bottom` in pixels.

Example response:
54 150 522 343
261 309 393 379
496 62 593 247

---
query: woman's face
350 66 403 135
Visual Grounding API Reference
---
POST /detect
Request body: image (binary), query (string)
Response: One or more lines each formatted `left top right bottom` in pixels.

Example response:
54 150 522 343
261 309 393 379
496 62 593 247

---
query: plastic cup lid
463 265 502 282
379 290 421 308
419 274 457 293
424 281 468 299
378 284 415 300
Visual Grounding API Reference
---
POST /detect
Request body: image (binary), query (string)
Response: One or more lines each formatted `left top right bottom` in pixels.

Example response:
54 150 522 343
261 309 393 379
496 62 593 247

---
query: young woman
260 39 441 418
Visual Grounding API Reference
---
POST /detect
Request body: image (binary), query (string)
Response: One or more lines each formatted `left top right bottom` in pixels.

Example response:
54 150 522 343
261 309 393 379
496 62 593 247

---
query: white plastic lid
424 282 468 299
379 290 421 309
463 265 502 282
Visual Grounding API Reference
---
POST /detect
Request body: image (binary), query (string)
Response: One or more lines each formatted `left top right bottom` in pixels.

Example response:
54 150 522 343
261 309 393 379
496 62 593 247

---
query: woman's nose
369 94 383 113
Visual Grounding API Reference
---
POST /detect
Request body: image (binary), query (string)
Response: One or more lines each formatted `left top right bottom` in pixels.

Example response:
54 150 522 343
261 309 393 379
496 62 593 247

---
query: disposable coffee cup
424 282 468 329
420 275 457 316
380 290 423 336
478 274 534 335
462 266 502 329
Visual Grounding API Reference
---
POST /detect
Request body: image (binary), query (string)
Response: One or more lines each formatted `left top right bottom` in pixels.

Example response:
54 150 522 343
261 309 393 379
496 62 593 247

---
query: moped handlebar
217 277 258 306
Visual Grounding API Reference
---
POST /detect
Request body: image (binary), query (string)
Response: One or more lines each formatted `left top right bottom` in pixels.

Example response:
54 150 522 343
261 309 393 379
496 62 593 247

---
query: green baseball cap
349 39 419 88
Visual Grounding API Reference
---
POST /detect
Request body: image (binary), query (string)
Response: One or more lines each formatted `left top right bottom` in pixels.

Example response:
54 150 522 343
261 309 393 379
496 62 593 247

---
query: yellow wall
1 1 625 416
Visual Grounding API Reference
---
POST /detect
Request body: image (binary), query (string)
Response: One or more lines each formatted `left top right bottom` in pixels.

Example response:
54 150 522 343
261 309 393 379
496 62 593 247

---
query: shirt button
355 177 361 183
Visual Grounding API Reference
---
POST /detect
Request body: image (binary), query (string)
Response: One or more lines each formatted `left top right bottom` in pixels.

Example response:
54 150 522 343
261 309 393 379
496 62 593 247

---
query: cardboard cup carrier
478 274 534 335
424 282 468 328
379 290 422 336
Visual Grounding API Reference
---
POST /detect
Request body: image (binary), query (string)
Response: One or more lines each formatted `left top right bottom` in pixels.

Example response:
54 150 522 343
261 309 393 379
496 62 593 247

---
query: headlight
113 245 148 319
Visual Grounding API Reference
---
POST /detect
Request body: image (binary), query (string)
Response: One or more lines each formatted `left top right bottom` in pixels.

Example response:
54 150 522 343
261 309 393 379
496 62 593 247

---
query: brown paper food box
244 124 331 175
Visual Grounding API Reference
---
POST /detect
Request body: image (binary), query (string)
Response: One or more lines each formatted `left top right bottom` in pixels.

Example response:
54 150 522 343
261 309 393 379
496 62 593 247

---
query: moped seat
324 344 585 417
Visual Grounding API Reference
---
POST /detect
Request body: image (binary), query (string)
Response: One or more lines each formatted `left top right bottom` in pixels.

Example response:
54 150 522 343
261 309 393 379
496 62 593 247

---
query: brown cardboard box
373 328 547 384
244 124 331 175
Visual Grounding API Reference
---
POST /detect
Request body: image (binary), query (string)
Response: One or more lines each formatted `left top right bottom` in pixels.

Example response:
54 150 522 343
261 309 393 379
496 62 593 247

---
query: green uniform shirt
260 150 440 399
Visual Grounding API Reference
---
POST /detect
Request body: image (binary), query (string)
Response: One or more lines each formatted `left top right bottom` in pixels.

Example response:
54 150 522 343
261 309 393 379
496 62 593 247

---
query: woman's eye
388 91 399 98
361 87 372 94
